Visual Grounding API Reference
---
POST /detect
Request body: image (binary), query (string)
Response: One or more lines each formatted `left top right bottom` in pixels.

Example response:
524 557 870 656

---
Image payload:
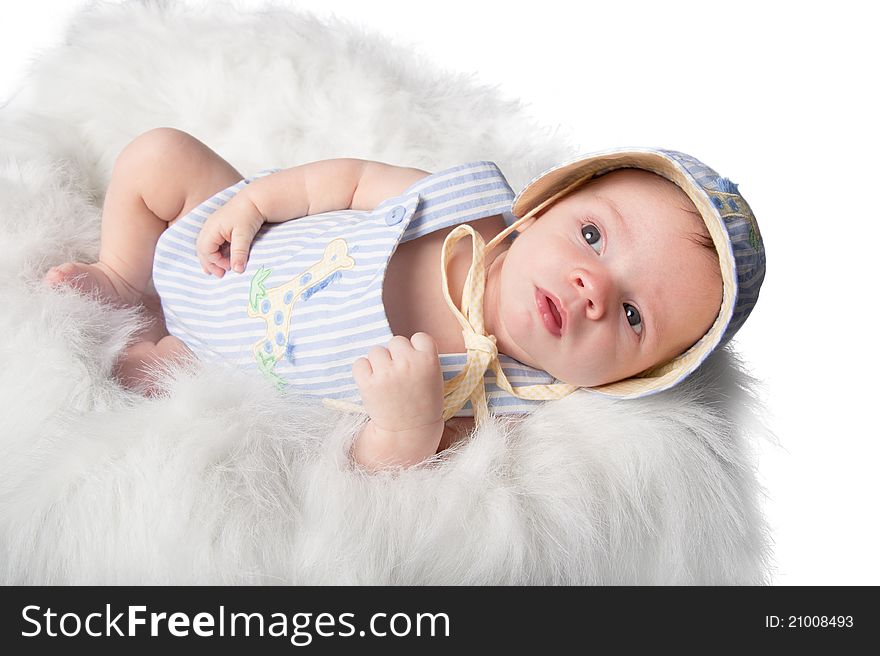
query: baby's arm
196 159 429 276
196 158 464 469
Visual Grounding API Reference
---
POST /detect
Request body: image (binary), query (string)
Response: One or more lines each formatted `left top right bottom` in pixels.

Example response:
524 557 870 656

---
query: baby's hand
195 191 265 278
352 333 445 467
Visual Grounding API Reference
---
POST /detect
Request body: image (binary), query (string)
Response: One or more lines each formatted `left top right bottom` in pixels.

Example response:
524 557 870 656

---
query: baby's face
484 169 723 387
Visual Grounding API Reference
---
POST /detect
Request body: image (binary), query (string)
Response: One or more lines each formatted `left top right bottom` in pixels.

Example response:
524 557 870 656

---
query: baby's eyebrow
594 195 633 243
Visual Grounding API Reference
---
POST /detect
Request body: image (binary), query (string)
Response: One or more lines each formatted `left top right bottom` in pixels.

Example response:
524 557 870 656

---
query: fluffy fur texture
0 0 771 584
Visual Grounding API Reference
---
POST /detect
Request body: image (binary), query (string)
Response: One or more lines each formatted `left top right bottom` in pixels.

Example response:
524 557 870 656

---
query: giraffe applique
247 238 355 388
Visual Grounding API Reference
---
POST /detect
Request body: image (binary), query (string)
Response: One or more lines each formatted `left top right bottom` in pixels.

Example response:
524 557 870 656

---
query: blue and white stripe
662 149 766 347
153 161 557 416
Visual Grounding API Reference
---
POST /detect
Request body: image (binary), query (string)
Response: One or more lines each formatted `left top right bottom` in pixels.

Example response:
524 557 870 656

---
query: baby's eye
624 303 643 335
581 223 603 253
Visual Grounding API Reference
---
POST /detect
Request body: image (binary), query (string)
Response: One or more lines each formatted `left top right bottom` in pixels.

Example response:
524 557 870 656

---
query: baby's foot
114 335 193 397
43 261 142 306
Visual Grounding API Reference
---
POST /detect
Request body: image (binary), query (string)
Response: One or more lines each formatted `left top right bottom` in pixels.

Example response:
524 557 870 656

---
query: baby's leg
45 128 243 392
45 127 243 304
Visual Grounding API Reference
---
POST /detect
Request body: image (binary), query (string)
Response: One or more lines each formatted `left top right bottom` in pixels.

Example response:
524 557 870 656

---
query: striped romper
152 160 558 417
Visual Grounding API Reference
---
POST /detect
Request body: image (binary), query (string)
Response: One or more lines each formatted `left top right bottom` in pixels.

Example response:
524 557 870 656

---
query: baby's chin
553 372 614 388
539 360 643 389
523 358 610 388
498 335 613 387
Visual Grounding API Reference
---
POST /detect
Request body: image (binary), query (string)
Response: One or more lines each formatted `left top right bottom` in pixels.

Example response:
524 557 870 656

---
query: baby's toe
44 262 78 285
44 263 99 294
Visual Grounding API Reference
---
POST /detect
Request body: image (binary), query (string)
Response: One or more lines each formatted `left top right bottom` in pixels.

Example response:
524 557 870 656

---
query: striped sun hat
511 148 766 399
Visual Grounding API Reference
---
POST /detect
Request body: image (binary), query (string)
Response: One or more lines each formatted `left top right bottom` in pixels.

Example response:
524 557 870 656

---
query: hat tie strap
438 223 577 425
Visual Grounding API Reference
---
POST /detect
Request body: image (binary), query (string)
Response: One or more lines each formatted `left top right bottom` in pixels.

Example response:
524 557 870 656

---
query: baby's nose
570 267 611 320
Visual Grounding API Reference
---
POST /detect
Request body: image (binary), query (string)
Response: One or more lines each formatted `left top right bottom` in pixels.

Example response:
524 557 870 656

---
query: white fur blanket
0 0 770 584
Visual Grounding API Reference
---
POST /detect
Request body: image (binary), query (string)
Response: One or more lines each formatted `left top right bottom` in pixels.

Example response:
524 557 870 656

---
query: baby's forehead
585 170 703 235
587 168 691 204
571 168 698 224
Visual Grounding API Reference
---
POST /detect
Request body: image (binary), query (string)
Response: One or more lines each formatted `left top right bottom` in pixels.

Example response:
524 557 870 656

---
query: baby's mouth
535 288 564 337
548 296 562 329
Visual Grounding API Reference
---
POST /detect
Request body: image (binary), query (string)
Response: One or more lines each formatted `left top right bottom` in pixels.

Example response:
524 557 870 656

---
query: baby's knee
115 127 201 175
111 128 213 216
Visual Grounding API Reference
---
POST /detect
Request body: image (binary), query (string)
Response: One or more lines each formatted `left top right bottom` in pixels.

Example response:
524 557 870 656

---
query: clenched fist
351 333 446 469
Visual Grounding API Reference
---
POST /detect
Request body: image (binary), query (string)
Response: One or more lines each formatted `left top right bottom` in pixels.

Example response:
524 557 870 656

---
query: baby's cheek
498 295 531 343
553 340 617 388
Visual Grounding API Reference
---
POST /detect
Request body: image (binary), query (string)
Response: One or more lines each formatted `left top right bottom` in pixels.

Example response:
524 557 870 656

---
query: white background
2 0 877 585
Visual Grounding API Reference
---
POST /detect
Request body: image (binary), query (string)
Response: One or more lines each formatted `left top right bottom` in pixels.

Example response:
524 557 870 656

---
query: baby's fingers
385 335 416 361
205 261 226 278
198 248 227 278
230 223 260 274
387 334 440 373
352 356 373 384
196 224 230 274
410 332 439 356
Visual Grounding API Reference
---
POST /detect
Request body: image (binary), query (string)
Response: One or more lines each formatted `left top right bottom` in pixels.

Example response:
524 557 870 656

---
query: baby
44 128 765 470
